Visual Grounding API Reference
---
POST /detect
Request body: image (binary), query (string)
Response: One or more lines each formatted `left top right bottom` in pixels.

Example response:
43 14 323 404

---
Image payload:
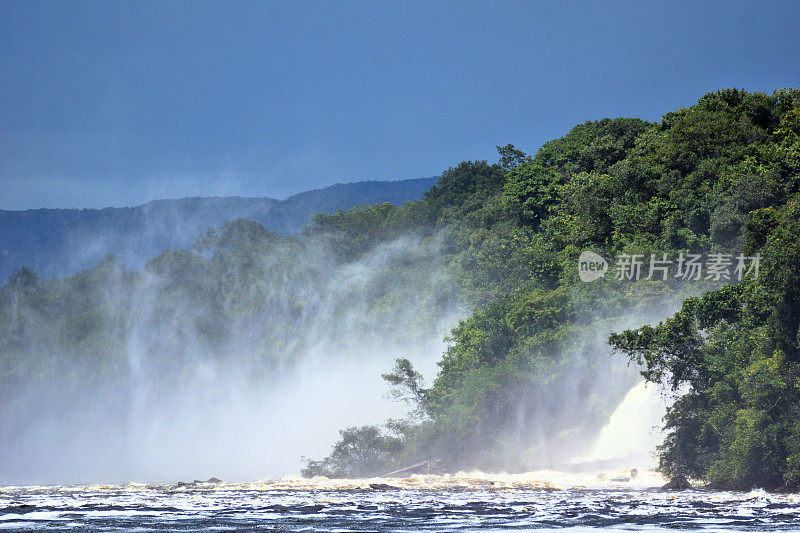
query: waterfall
576 381 669 467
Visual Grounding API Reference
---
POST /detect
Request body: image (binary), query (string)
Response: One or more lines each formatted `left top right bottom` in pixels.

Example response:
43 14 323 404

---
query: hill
0 177 436 279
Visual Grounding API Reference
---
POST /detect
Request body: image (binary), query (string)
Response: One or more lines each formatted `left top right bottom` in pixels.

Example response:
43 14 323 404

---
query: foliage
610 196 800 489
4 87 800 486
307 87 800 479
300 425 406 478
382 358 428 405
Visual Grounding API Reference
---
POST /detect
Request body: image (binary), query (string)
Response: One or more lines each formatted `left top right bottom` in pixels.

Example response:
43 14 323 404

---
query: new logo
578 251 608 282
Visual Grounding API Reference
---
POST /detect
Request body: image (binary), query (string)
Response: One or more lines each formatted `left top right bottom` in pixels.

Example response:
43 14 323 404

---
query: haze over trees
0 177 436 280
2 87 799 490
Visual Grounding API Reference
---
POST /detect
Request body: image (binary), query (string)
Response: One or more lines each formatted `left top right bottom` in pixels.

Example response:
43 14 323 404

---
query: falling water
575 380 669 467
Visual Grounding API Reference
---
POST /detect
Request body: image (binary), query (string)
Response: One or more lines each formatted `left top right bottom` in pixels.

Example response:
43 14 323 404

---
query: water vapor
0 226 462 484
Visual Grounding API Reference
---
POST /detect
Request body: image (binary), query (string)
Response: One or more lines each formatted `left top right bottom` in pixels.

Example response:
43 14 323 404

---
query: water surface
3 472 799 532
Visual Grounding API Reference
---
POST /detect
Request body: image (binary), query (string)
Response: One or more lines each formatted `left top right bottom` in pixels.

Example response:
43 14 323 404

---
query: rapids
5 381 797 531
3 476 800 531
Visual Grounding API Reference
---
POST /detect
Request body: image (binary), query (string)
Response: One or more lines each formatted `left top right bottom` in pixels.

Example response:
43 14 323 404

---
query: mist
0 211 712 485
476 292 694 472
0 220 463 484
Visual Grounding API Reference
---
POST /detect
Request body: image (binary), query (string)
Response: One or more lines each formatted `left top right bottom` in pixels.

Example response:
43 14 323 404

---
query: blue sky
1 1 799 210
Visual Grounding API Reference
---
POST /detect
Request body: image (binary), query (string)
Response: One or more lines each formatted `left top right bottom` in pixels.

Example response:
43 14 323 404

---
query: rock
4 504 37 513
185 477 222 484
662 475 691 490
609 476 630 482
369 483 398 490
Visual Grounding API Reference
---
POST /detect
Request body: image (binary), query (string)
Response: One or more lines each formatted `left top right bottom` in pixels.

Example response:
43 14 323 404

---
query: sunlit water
3 472 800 532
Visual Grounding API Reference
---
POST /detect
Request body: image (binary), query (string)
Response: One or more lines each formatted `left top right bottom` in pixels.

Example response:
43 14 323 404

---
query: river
3 471 800 531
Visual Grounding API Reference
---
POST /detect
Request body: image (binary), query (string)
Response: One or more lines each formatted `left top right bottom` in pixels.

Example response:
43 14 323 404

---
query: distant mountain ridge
0 177 437 280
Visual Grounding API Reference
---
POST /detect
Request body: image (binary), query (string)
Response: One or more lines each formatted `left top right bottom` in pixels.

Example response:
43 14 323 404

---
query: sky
1 1 799 210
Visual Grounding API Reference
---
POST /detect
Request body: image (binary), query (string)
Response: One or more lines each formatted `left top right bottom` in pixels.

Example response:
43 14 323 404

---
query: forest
2 87 799 489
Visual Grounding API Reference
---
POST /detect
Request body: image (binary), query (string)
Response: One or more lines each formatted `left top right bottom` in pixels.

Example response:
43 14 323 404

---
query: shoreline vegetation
303 87 800 492
2 87 799 491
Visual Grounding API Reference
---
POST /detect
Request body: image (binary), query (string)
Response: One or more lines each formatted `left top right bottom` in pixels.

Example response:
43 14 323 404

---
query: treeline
2 87 799 489
0 177 437 280
0 215 456 472
303 88 800 490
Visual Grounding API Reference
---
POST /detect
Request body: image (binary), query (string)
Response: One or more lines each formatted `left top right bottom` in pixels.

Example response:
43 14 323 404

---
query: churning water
4 382 797 531
3 475 800 531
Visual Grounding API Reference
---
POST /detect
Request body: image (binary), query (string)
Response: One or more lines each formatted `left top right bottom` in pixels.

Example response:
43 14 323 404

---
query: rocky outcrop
369 483 398 490
662 475 692 490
